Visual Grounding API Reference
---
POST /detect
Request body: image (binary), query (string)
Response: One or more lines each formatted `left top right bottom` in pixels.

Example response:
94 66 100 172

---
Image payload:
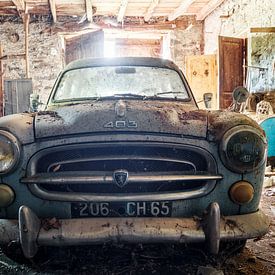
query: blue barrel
260 116 275 158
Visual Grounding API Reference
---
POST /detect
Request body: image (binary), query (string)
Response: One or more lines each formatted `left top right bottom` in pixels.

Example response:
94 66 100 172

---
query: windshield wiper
113 93 146 99
154 91 183 96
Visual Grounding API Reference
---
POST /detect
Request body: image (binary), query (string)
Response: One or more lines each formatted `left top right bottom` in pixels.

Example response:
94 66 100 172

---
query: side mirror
203 93 213 109
233 86 249 104
30 94 41 112
232 86 249 112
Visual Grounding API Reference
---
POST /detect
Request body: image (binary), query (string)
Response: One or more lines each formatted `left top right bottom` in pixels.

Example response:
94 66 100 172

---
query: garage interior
0 0 274 274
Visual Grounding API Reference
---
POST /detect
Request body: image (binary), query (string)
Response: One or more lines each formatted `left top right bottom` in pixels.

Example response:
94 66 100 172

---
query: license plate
71 201 172 218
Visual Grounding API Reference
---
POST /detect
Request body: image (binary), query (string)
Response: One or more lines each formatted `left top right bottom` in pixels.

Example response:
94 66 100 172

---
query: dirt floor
0 187 274 275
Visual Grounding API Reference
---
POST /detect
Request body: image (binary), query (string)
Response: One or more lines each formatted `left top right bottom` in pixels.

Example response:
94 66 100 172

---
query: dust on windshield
53 66 189 102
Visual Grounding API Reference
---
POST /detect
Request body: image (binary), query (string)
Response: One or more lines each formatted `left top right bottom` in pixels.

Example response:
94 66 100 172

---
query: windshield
53 66 189 102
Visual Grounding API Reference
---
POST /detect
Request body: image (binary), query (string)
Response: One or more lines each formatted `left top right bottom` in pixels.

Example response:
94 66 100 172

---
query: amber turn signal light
229 181 254 205
0 184 14 207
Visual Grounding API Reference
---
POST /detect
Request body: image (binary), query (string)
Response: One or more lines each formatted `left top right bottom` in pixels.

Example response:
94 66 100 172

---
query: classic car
0 57 269 258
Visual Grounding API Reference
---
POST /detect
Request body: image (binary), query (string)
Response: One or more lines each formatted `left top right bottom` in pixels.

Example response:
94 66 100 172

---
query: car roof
64 57 181 72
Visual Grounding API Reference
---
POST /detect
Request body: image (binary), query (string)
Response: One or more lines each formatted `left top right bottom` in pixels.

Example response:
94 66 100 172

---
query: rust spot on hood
178 110 208 122
37 111 62 120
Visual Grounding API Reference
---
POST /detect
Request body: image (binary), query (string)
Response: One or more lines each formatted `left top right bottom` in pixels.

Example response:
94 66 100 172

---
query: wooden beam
168 0 195 21
0 1 15 8
196 0 225 20
0 8 18 15
0 44 3 116
24 13 30 78
85 0 93 22
117 0 128 23
12 0 24 11
49 0 57 23
41 18 192 35
144 0 160 22
0 53 26 60
250 27 275 33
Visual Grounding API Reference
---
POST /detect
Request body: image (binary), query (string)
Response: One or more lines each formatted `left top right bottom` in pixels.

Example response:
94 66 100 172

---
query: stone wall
0 16 203 106
171 16 204 72
0 17 63 105
204 0 275 54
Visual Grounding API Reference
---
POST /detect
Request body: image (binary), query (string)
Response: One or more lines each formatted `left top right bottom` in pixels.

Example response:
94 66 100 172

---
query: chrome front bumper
0 203 269 259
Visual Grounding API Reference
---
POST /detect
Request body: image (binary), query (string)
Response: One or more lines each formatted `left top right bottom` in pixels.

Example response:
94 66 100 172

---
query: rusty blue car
0 57 269 258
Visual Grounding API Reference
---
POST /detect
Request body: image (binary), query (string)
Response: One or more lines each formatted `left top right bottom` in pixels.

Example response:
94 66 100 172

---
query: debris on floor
197 266 224 275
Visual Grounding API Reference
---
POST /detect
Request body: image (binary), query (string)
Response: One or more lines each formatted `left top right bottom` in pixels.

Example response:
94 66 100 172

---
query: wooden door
65 30 104 64
219 36 245 109
185 55 217 109
4 79 33 115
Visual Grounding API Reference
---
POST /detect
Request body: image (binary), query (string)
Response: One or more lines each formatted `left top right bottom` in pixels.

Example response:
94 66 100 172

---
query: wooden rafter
49 0 57 23
168 0 195 21
250 27 275 33
117 0 128 23
24 13 30 78
196 0 225 20
144 0 160 22
85 0 93 22
12 0 25 11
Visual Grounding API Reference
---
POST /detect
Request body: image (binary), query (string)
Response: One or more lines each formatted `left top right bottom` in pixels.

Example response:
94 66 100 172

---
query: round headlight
0 130 20 174
220 125 267 173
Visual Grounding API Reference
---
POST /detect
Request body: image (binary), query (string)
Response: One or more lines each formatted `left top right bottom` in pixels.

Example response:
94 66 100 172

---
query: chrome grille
22 142 222 202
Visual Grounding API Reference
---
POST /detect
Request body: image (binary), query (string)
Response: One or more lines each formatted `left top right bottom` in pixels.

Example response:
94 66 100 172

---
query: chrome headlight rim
0 130 21 175
220 125 267 173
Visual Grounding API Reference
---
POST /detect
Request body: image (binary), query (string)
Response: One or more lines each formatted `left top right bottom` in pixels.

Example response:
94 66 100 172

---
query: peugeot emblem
113 170 129 188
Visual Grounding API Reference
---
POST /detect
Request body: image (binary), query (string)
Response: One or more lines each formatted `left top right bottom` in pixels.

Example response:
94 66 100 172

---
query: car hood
35 100 208 139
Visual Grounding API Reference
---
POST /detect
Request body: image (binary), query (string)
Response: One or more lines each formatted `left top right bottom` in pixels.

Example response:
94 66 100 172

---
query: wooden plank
24 13 30 78
196 0 225 20
57 3 85 16
250 27 275 33
85 0 93 22
117 0 128 23
144 0 160 22
4 81 13 116
0 8 18 15
0 44 3 117
185 55 217 109
15 79 32 113
42 18 190 35
4 79 32 115
12 0 24 11
0 1 14 8
168 0 195 21
114 38 161 57
0 53 26 60
49 0 57 22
